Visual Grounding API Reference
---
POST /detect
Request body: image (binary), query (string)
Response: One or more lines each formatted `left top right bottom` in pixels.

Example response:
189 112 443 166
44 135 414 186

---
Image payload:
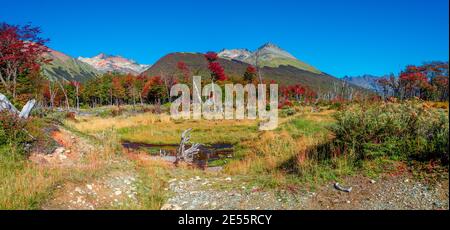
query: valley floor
31 126 449 210
1 105 448 210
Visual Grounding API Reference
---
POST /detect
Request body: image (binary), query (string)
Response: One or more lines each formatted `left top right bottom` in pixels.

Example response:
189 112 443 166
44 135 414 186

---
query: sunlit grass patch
115 119 258 145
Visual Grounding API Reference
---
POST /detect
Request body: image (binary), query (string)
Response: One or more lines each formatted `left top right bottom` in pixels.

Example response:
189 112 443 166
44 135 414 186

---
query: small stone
53 147 65 155
346 200 351 204
195 176 201 181
370 180 376 184
75 187 83 194
225 177 232 181
161 204 182 210
115 191 122 196
86 184 93 190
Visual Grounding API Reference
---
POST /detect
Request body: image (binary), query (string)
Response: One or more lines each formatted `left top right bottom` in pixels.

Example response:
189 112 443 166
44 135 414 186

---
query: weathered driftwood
0 93 19 114
176 128 202 164
0 93 36 119
18 99 36 119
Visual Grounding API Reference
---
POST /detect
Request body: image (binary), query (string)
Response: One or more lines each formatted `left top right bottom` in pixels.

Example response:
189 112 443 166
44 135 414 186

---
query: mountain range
143 53 366 94
78 53 150 75
41 49 100 82
342 74 382 93
41 43 370 95
218 43 322 74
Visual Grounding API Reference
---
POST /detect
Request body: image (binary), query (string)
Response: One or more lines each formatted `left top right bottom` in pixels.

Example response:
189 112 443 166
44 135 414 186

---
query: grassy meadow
1 100 448 209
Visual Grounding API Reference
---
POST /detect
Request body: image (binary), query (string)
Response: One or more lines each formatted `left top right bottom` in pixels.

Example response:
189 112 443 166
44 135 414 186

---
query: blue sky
1 0 448 77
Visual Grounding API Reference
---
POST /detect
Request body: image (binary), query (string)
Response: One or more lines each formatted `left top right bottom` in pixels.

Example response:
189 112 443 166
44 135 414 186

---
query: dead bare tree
55 79 69 110
0 93 36 118
254 50 263 83
176 128 202 164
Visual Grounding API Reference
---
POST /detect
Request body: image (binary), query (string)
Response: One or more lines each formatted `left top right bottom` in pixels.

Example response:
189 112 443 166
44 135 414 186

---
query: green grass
117 121 259 145
259 57 322 74
278 116 334 138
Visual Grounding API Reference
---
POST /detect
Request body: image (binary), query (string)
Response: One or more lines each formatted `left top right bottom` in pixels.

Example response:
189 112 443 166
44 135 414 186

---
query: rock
161 204 182 210
53 147 65 155
225 177 232 182
370 180 376 184
75 187 83 194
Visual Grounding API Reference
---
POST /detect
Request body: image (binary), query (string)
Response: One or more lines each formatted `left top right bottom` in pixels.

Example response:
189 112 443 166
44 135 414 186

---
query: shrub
329 101 449 164
0 111 31 156
280 107 296 117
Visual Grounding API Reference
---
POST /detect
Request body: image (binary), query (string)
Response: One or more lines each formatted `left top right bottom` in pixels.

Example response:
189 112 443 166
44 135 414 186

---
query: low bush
329 101 449 164
0 111 31 157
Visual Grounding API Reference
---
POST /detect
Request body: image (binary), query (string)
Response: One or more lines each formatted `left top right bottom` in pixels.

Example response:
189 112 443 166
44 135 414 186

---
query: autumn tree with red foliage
177 61 190 83
0 22 50 101
204 52 227 82
280 83 317 106
377 62 449 101
243 65 257 83
141 76 167 103
112 76 125 106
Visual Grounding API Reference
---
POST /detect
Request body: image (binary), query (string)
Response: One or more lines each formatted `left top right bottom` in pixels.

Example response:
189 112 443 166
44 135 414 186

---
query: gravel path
161 174 449 210
43 172 140 210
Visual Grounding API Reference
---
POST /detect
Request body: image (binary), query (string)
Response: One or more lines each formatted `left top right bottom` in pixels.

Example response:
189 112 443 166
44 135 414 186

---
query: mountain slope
218 43 321 74
143 52 367 94
42 49 100 82
78 53 150 75
343 75 382 93
218 49 252 62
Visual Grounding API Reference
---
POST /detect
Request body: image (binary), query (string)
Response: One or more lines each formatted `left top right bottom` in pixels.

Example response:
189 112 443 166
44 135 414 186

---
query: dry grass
0 128 126 210
66 113 172 134
66 112 260 145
